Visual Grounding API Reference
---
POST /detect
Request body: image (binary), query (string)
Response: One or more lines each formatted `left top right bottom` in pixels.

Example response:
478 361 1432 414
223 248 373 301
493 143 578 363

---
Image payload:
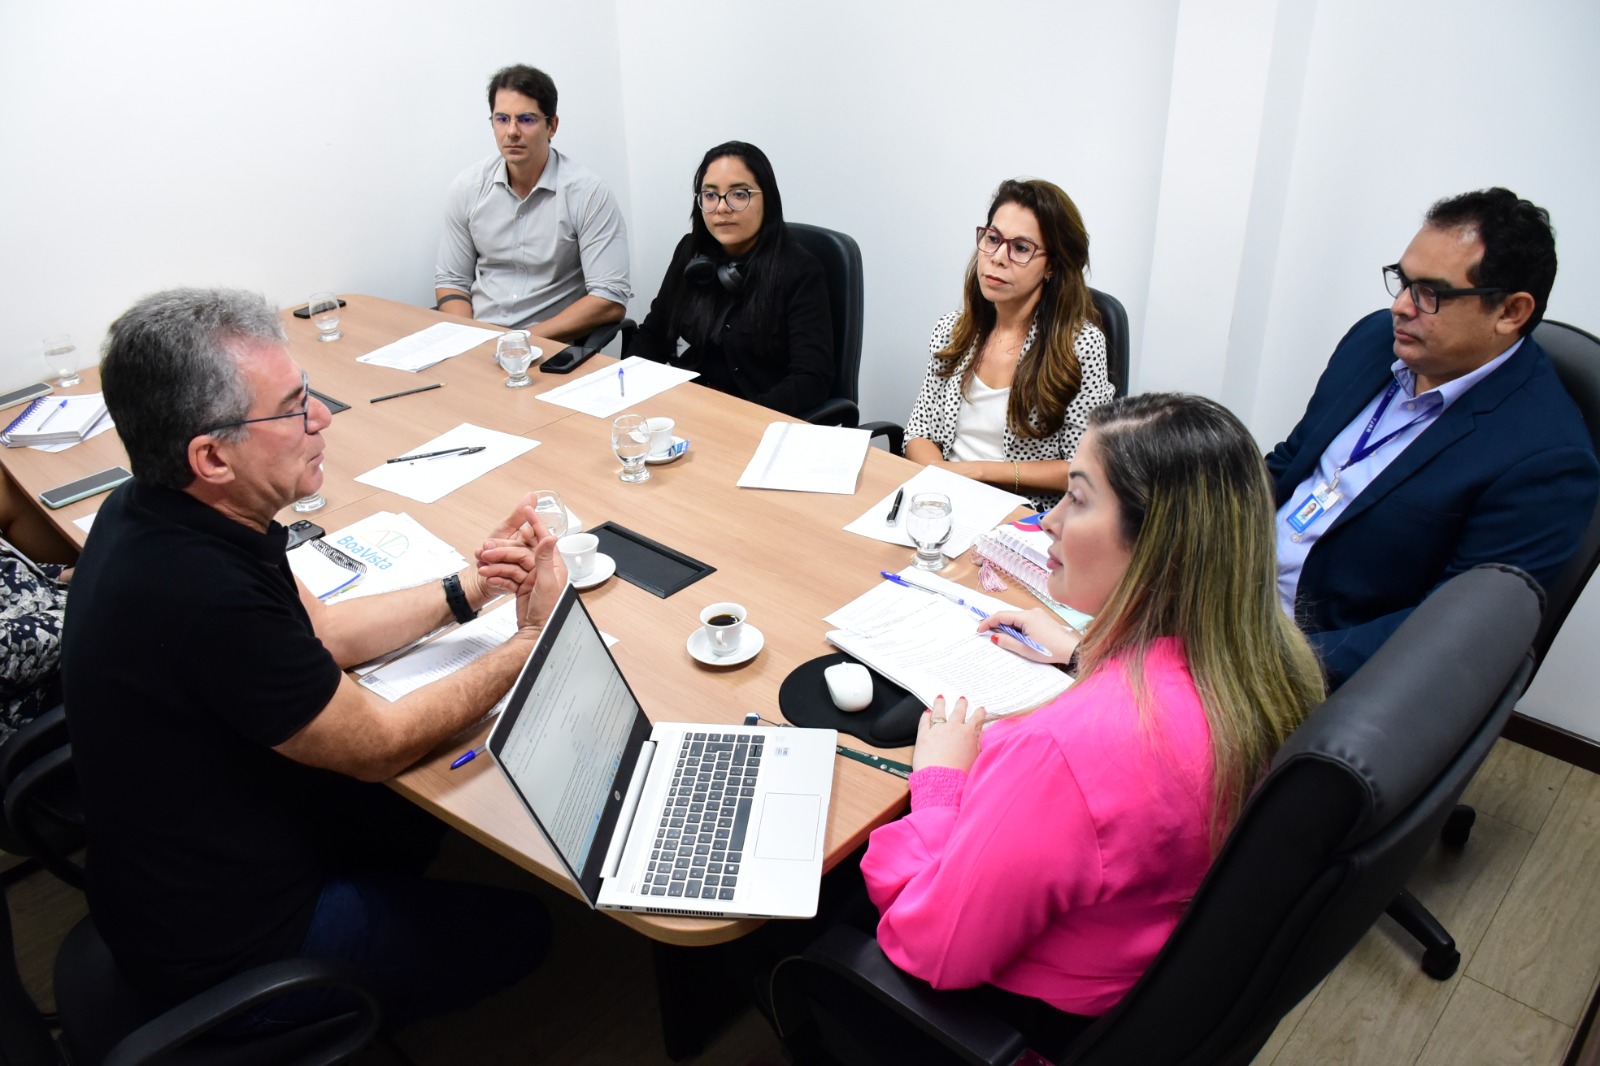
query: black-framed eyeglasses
1382 264 1508 315
489 112 546 131
977 226 1045 266
698 188 761 213
197 372 312 437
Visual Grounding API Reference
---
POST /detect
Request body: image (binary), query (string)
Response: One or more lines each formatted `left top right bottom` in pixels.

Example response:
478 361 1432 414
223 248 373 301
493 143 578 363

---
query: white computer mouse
824 662 874 713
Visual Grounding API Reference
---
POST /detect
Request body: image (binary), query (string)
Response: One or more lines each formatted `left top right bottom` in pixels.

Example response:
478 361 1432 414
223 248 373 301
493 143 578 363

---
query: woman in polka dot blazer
904 179 1115 511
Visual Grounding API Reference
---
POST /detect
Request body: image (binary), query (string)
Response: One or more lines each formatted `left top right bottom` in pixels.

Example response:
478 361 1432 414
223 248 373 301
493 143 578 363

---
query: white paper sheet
316 511 468 602
355 322 504 372
535 356 697 418
844 464 1027 557
735 422 871 495
73 513 97 533
824 571 1071 717
354 423 538 504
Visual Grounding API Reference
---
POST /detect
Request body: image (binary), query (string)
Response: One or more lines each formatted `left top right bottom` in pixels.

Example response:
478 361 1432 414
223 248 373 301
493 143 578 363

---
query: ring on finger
930 716 947 725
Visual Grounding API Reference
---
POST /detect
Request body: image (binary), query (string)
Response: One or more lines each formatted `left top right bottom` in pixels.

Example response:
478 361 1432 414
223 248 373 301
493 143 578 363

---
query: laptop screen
489 586 649 882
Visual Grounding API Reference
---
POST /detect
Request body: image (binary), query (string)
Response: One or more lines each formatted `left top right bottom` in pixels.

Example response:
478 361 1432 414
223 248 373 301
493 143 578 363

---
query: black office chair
862 286 1132 459
788 222 866 431
767 564 1542 1066
0 705 82 890
3 739 390 1066
429 299 635 357
1387 317 1600 979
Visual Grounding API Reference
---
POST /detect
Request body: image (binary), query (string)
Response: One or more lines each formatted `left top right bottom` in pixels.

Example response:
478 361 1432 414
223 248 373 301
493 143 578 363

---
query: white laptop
487 582 838 919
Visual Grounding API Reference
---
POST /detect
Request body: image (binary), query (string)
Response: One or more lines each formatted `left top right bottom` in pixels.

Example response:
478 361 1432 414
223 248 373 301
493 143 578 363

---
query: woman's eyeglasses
698 189 761 213
976 226 1045 266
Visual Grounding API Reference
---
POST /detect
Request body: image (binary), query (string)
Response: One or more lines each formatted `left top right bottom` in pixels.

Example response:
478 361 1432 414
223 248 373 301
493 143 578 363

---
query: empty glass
308 292 342 342
496 330 535 387
43 334 81 387
293 492 326 513
530 489 568 538
906 492 954 570
611 414 652 483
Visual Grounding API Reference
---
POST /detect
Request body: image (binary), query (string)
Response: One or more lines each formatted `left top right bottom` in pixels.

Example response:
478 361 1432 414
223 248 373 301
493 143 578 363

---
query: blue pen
878 571 1051 655
617 365 625 397
36 398 69 431
450 748 483 770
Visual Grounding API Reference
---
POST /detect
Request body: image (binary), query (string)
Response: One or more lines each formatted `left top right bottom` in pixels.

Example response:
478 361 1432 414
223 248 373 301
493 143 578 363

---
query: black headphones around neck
684 254 746 294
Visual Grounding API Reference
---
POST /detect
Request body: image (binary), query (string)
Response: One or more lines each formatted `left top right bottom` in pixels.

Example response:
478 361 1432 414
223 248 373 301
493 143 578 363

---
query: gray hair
101 288 286 489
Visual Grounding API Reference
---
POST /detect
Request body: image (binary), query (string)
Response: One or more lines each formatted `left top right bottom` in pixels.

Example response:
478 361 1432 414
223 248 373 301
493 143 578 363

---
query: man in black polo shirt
63 288 561 1029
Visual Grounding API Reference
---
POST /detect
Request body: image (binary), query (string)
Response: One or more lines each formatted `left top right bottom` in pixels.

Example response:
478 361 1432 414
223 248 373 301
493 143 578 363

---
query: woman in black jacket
629 141 833 417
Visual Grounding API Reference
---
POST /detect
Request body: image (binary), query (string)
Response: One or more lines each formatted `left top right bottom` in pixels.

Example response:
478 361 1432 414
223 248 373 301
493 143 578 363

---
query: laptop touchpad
755 794 821 861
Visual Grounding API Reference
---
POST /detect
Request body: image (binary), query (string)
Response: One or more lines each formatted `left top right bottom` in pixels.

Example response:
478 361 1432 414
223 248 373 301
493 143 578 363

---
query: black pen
886 488 905 526
836 745 912 780
386 445 485 464
370 383 443 404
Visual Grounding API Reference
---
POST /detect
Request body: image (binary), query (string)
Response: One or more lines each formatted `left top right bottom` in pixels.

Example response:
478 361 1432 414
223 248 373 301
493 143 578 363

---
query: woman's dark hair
1425 187 1556 336
670 141 790 349
936 178 1100 439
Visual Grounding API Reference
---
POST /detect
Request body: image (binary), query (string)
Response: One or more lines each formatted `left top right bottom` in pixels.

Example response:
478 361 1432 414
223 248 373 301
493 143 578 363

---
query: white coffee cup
557 533 599 580
699 602 747 657
645 416 676 456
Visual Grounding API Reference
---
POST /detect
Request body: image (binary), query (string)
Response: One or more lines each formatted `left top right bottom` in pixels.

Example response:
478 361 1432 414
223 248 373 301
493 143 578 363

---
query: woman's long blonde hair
935 178 1100 439
1074 393 1324 848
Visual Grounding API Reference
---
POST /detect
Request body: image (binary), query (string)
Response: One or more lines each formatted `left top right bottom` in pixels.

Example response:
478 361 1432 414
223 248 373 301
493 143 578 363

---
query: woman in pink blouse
861 393 1324 1022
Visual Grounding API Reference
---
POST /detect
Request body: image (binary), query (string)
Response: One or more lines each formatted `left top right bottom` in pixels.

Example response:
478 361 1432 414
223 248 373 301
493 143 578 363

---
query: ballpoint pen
385 445 486 464
836 744 912 780
617 366 625 397
36 399 69 431
370 383 443 403
450 748 483 770
879 571 1051 655
885 488 905 526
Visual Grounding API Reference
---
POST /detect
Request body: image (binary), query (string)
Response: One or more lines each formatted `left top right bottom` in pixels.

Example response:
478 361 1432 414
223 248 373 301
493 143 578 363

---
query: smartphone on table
0 382 52 412
38 466 133 510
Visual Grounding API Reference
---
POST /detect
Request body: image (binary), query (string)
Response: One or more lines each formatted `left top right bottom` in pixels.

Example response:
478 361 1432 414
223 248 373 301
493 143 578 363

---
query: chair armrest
0 704 68 789
804 397 861 428
768 925 1028 1066
103 957 382 1066
4 744 85 889
584 318 637 356
860 421 905 455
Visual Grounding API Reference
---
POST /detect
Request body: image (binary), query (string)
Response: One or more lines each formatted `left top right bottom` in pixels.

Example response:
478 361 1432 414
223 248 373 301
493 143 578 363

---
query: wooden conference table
3 296 1022 948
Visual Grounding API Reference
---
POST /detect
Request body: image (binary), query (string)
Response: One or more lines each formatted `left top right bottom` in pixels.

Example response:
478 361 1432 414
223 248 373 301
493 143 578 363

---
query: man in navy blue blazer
1268 188 1599 686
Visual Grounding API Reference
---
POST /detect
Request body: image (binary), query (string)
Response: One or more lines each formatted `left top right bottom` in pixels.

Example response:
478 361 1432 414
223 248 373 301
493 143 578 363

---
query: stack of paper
737 422 871 495
824 570 1072 718
356 322 503 372
287 539 367 600
313 511 468 602
2 394 111 448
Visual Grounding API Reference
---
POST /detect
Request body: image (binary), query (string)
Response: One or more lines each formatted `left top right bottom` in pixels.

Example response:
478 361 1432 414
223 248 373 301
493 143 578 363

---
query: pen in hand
886 488 905 526
878 571 1051 655
386 445 486 464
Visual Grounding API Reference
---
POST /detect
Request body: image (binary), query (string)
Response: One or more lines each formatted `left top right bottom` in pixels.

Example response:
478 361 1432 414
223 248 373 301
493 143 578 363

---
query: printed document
537 356 698 418
736 422 871 494
356 322 504 372
824 570 1071 717
314 511 468 602
354 423 538 504
844 464 1027 558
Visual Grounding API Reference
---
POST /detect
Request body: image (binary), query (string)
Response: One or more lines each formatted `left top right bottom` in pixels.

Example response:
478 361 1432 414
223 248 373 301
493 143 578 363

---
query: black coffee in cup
707 613 740 627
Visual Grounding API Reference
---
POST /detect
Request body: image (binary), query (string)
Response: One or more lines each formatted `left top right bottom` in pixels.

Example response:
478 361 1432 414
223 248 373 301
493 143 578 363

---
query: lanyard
1330 382 1431 491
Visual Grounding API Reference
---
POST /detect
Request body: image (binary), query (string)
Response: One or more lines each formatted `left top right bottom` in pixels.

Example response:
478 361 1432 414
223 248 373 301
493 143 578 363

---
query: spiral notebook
2 393 110 447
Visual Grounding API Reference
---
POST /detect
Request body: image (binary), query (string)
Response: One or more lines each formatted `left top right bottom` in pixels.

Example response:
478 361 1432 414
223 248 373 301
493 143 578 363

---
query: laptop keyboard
643 732 764 899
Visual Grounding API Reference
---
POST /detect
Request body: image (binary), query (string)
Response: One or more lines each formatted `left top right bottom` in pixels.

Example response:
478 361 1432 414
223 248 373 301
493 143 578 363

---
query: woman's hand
911 695 986 774
977 608 1081 665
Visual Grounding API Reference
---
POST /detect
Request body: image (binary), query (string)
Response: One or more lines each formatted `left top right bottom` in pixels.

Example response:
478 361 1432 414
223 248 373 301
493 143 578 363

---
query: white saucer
646 437 690 465
570 552 616 590
686 623 764 666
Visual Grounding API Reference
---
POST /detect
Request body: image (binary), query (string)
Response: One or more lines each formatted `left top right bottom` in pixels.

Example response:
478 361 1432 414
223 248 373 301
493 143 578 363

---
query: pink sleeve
859 728 1105 990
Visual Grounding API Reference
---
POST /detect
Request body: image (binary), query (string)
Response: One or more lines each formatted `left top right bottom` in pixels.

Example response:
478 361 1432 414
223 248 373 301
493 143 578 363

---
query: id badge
1287 481 1342 535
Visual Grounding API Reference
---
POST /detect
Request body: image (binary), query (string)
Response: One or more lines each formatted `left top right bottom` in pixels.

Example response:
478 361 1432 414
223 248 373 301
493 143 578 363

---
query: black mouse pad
779 653 925 748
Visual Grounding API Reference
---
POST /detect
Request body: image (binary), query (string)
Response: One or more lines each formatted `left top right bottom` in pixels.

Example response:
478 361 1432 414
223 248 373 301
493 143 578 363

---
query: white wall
0 0 630 388
613 0 1181 425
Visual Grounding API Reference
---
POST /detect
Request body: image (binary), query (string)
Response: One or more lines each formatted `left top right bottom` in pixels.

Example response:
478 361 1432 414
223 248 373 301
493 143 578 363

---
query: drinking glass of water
308 292 343 342
530 489 567 538
611 414 652 483
43 335 81 388
907 492 954 571
496 331 535 388
293 492 326 513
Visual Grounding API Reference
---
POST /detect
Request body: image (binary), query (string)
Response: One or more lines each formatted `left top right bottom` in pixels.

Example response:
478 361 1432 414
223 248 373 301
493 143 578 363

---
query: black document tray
587 521 715 599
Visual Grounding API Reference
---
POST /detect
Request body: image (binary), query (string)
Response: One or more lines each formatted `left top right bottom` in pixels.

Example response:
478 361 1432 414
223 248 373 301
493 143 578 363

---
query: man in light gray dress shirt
435 65 631 343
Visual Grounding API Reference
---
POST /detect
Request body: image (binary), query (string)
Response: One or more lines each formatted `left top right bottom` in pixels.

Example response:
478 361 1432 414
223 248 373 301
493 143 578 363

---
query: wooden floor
8 737 1599 1065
